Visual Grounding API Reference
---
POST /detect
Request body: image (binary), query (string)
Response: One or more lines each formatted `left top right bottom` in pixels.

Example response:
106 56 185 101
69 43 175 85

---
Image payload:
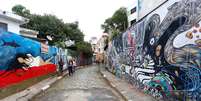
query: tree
12 4 30 17
63 22 84 43
12 5 84 46
76 42 93 58
12 5 92 58
24 14 85 46
101 7 128 40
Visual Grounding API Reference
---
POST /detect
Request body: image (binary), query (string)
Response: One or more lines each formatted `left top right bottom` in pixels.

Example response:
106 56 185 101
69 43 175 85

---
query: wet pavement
31 65 124 101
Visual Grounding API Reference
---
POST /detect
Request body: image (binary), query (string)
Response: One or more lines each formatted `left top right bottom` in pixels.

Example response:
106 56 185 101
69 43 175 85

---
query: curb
99 68 156 101
99 70 127 101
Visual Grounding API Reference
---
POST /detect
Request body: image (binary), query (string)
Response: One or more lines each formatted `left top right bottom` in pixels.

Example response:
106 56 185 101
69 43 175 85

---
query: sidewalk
100 67 156 101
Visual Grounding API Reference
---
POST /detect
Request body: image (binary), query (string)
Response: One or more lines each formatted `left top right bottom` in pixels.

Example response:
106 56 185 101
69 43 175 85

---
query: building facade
89 37 98 52
89 37 98 63
127 0 168 27
20 28 39 38
127 0 138 27
95 33 109 63
0 10 28 33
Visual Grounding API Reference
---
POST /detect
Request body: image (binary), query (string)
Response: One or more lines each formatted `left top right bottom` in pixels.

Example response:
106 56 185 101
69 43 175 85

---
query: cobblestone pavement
31 65 124 101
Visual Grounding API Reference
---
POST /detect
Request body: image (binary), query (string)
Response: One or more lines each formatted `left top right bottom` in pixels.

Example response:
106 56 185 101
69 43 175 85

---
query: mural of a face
17 57 25 64
17 56 31 70
0 31 58 88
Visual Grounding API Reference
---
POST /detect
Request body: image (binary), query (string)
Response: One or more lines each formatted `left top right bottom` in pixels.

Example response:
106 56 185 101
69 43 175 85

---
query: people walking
72 59 77 72
68 60 73 76
58 58 64 75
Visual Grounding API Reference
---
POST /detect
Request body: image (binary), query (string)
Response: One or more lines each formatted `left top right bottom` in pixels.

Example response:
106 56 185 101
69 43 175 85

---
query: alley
31 65 124 101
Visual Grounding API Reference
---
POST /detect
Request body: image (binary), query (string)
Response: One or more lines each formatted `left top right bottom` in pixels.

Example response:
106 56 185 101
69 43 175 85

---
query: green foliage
12 5 84 46
65 22 84 43
101 7 128 40
12 4 30 17
26 14 63 36
104 36 109 45
12 5 92 58
76 42 93 58
68 49 78 57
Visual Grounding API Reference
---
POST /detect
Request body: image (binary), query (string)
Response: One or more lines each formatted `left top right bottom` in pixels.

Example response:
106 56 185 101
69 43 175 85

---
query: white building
127 0 138 27
89 37 98 52
20 28 39 38
127 0 168 27
95 33 108 54
89 37 97 45
94 33 109 63
0 10 29 33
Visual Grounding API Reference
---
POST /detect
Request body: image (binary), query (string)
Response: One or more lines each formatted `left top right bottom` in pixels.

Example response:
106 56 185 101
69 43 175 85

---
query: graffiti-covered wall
107 0 201 100
0 31 58 88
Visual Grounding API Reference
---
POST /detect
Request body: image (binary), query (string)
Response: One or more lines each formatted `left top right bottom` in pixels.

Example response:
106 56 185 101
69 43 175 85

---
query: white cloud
0 0 130 41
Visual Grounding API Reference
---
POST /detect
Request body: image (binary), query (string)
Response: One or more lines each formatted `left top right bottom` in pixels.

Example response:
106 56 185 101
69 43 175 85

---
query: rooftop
0 10 29 25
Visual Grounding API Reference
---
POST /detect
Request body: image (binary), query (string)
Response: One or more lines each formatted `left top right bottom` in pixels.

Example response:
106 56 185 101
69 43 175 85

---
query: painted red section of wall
0 64 56 88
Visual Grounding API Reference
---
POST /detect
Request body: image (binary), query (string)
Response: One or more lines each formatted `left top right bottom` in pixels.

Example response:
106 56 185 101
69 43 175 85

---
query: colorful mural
0 31 58 88
106 0 201 100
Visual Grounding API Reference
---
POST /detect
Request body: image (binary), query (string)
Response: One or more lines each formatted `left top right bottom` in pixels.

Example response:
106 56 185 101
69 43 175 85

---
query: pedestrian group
58 58 77 76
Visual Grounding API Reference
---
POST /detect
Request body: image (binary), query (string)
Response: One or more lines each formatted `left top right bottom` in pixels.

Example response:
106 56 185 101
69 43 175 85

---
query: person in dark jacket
68 60 73 76
58 58 64 75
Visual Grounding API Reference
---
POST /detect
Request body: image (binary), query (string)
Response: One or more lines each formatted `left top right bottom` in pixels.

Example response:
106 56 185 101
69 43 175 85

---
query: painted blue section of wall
0 31 41 70
0 31 58 70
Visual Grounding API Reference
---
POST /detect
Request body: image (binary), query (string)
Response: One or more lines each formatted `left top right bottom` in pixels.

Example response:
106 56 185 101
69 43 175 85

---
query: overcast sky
0 0 131 41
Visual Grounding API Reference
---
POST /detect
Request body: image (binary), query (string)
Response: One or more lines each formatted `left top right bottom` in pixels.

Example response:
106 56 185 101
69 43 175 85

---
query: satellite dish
46 35 53 41
65 40 75 47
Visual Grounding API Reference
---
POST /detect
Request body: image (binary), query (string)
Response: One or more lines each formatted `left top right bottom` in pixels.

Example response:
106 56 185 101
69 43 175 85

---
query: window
130 19 136 26
0 22 7 32
130 7 136 14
